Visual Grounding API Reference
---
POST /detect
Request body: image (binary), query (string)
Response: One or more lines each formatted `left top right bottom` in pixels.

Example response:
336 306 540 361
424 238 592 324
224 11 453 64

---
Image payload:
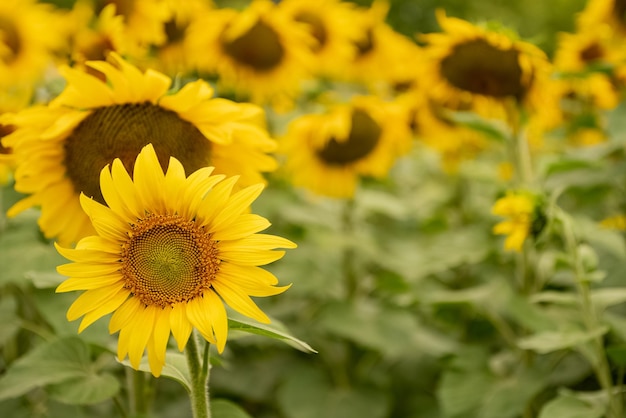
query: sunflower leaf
212 398 254 418
118 351 191 391
0 336 91 401
227 318 317 353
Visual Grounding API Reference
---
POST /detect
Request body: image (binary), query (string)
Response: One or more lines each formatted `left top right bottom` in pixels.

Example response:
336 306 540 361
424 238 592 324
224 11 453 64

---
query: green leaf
538 390 605 418
517 326 609 354
212 399 254 418
0 296 20 345
0 336 91 401
606 345 626 367
228 317 317 353
277 366 390 418
119 351 191 392
447 111 509 142
0 210 66 286
47 373 119 405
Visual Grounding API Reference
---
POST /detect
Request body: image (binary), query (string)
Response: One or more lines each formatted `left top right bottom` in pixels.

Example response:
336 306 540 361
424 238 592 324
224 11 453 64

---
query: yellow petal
170 303 192 351
211 280 270 323
109 297 143 334
218 249 286 266
66 282 126 321
78 290 129 332
197 176 239 228
56 274 123 292
211 184 264 231
57 261 122 278
133 144 166 212
211 214 271 241
127 306 157 369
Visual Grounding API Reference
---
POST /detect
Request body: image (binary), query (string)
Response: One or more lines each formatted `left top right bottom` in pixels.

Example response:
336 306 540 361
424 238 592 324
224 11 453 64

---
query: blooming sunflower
0 0 65 88
278 0 359 79
138 0 214 76
280 95 412 198
56 144 295 377
343 0 415 89
492 191 541 252
87 0 170 48
578 0 626 37
1 53 277 245
63 1 133 78
186 0 314 108
419 10 557 121
553 27 622 110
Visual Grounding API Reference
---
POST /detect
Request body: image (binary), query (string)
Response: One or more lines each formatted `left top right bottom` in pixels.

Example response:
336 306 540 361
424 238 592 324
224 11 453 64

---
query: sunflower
419 10 557 121
280 95 412 198
578 0 626 37
138 0 214 76
492 191 540 252
342 0 417 89
553 27 622 111
0 0 65 88
278 0 359 80
63 1 133 78
1 53 277 245
186 0 314 108
85 0 170 48
55 143 295 377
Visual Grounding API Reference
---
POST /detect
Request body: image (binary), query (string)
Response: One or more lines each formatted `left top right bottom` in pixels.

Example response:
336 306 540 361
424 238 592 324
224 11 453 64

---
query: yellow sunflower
343 0 416 89
1 53 277 245
56 143 295 377
136 0 214 76
492 191 539 252
0 0 65 87
63 1 133 78
578 0 626 37
278 0 359 79
553 27 622 110
86 0 170 48
419 10 557 121
186 0 314 108
280 95 412 198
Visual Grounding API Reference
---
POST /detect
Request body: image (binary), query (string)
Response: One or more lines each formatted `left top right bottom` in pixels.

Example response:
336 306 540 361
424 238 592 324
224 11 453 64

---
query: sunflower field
7 0 626 417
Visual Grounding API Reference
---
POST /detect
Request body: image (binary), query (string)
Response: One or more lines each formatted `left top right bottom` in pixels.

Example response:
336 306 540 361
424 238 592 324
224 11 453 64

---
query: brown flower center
440 39 526 99
294 11 327 52
0 17 21 63
580 42 604 63
355 28 374 57
164 18 187 44
316 108 381 165
63 102 211 204
121 214 219 308
222 19 285 71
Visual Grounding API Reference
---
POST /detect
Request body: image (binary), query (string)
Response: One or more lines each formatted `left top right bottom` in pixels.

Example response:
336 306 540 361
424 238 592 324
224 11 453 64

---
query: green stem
560 210 621 417
185 331 211 418
342 198 357 301
130 370 148 418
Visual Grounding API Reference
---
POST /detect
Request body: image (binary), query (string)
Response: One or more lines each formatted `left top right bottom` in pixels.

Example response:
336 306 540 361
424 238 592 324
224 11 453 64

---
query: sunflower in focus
278 0 359 79
186 0 314 108
281 95 412 198
56 144 295 377
419 10 557 122
492 191 542 252
0 0 65 88
2 53 277 245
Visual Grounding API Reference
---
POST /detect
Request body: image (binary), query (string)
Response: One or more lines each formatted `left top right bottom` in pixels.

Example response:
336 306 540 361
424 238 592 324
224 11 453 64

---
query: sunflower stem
129 369 148 418
185 331 211 418
342 198 357 301
559 208 621 418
